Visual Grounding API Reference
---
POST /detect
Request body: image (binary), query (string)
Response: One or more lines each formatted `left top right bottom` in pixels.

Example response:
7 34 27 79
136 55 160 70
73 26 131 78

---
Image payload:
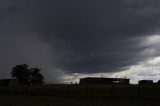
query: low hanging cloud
1 0 160 82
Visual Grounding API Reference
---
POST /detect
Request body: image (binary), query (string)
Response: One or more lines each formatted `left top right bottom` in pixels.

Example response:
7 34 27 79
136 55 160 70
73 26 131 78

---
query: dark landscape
1 84 160 106
1 0 160 105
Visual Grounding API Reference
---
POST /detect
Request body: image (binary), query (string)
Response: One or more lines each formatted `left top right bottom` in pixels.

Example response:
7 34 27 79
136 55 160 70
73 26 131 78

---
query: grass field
0 94 160 106
0 84 160 106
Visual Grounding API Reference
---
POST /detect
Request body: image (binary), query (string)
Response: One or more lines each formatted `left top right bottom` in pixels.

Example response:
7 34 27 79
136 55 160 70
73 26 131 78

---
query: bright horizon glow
61 54 160 84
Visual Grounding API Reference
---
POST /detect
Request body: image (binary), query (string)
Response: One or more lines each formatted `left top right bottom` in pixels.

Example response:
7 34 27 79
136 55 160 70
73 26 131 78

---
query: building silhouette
138 80 153 85
79 77 130 85
0 79 17 86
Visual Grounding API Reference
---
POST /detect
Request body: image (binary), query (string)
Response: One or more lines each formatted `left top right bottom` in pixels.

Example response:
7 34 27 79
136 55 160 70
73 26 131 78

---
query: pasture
0 84 160 106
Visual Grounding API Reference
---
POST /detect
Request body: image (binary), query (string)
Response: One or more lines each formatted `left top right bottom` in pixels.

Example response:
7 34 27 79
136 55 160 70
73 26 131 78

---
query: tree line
11 64 44 85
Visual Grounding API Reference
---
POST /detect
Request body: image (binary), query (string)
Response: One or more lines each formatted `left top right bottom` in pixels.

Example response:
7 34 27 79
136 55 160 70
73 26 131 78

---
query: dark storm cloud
1 0 160 81
36 0 160 73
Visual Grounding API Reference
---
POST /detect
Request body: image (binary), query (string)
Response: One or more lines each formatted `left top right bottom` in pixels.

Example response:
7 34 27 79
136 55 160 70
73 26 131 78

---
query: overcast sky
1 0 160 83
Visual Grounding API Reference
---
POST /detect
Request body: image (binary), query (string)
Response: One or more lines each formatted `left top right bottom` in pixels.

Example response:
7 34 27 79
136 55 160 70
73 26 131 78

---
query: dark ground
0 84 160 106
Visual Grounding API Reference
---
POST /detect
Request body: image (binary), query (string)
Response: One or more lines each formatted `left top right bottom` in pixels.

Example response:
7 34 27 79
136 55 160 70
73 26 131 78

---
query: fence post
86 85 89 98
67 85 71 97
137 85 141 100
110 84 115 99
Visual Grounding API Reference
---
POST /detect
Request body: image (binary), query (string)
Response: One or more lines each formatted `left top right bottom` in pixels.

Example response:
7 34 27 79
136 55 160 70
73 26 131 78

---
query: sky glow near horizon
62 56 160 84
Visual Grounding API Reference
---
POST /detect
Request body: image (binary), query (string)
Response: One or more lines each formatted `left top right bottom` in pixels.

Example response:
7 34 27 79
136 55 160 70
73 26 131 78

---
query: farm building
79 77 130 85
138 80 153 85
0 79 17 86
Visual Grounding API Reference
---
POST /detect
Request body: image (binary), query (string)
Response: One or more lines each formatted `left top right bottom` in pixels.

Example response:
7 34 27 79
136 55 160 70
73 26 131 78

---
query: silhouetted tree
11 64 30 85
11 64 44 85
30 68 44 85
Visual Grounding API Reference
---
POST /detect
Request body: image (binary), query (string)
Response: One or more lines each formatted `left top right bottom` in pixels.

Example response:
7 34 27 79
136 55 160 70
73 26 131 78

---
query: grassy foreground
0 94 160 106
0 84 160 106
